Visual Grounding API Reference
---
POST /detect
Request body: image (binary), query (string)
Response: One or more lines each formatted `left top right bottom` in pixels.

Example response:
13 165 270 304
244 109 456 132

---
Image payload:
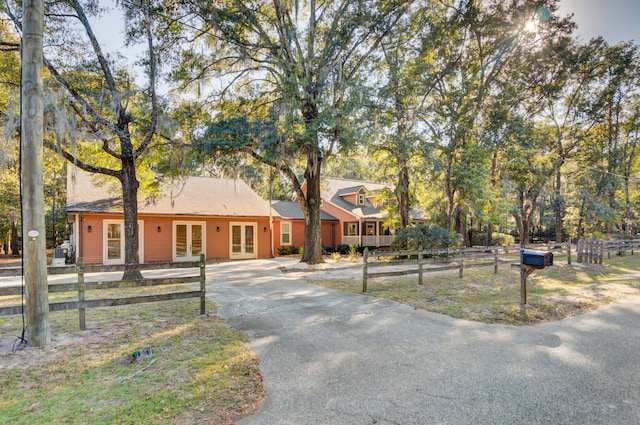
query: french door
174 222 205 261
104 220 144 265
230 222 257 259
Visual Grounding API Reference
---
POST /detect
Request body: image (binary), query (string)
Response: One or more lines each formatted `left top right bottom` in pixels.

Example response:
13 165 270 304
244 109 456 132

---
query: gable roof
320 177 426 220
66 166 274 218
271 201 338 221
320 177 390 219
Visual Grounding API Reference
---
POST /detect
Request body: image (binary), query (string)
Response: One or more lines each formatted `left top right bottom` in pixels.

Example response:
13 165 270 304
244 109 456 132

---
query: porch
342 221 394 247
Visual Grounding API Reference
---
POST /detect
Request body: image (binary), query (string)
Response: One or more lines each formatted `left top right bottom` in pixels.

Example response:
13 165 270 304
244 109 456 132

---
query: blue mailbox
520 248 553 268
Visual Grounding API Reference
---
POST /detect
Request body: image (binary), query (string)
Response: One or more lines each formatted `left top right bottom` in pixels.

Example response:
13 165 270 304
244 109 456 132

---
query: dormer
337 185 369 207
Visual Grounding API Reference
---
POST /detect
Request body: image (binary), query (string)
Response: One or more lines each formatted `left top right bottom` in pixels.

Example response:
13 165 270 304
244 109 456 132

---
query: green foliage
470 230 515 247
277 245 299 256
391 224 461 251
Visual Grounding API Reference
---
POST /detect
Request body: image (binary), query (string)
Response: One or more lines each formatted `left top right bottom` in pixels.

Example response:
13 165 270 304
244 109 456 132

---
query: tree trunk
301 151 324 264
553 159 564 243
120 151 142 280
485 223 493 248
396 155 410 229
624 176 631 235
10 219 20 255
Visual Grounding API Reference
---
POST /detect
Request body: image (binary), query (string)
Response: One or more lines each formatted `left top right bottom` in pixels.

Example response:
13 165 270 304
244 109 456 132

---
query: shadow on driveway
209 258 640 425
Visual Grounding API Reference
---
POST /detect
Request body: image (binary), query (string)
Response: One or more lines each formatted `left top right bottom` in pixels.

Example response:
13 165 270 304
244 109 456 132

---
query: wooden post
78 269 85 330
567 239 572 265
458 243 464 278
362 247 368 293
418 246 423 285
599 239 604 264
494 246 498 274
200 253 206 315
22 0 50 347
577 239 583 263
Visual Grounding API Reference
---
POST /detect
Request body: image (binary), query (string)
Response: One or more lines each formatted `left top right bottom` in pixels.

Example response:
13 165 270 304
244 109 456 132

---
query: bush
492 232 515 246
391 224 461 251
470 230 515 247
277 246 299 255
337 244 350 254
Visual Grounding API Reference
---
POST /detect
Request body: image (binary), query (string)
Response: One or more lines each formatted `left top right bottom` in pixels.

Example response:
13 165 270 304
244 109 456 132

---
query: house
303 177 427 248
271 201 339 253
66 166 274 264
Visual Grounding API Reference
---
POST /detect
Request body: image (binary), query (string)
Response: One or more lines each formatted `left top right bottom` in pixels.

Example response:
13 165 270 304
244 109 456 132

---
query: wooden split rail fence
0 255 206 330
362 243 576 293
576 238 640 264
362 246 503 293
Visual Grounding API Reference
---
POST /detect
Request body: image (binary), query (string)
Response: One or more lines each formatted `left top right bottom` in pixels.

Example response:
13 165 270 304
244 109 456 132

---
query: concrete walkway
209 258 640 425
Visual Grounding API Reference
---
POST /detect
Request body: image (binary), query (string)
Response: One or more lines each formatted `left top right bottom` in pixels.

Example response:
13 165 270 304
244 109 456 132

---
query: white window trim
358 192 365 206
281 221 292 246
103 219 144 265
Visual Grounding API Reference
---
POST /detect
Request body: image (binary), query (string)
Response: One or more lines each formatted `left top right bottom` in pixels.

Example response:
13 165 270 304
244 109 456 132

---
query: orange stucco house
299 177 427 248
271 200 339 253
66 167 276 265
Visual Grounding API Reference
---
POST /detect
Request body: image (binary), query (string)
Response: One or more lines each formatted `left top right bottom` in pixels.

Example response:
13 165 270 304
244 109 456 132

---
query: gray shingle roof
66 166 273 217
271 201 338 221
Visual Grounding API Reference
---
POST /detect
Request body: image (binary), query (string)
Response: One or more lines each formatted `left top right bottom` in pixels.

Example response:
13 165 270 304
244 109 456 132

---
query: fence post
418 246 424 285
577 239 583 263
567 239 572 265
458 243 464 278
200 253 206 315
362 248 369 293
599 239 604 264
78 268 85 331
494 246 499 274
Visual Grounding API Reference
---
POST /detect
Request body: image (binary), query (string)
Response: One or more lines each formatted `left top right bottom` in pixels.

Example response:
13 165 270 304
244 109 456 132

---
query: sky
88 0 640 86
92 0 640 54
557 0 640 44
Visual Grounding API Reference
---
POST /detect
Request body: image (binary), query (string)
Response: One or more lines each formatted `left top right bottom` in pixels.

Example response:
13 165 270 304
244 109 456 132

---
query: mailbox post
518 248 553 309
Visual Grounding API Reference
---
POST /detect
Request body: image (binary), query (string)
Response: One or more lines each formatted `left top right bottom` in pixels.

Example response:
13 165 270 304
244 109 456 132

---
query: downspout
76 213 81 264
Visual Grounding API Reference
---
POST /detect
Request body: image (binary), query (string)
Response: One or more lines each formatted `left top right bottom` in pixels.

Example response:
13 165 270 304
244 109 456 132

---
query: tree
0 19 21 255
365 2 443 230
178 0 409 263
501 123 554 243
415 1 572 246
5 0 161 276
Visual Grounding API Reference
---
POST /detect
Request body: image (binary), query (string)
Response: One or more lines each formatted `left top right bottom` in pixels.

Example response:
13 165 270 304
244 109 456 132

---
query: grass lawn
0 286 265 425
314 253 640 325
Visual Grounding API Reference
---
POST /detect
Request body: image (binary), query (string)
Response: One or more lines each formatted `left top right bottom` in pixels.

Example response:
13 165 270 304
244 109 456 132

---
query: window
281 222 291 245
366 223 375 236
104 220 144 264
347 222 358 236
358 193 365 205
379 223 392 236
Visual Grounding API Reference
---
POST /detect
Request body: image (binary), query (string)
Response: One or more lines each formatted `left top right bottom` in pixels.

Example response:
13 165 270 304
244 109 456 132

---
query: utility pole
21 0 50 347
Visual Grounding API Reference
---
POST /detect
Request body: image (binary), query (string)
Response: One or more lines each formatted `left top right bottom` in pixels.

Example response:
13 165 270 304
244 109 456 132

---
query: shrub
470 230 515 247
492 232 515 246
337 244 350 254
391 224 461 251
277 246 299 255
348 244 358 260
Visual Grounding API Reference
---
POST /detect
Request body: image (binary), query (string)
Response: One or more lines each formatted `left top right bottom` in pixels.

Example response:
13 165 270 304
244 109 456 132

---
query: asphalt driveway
209 258 640 425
